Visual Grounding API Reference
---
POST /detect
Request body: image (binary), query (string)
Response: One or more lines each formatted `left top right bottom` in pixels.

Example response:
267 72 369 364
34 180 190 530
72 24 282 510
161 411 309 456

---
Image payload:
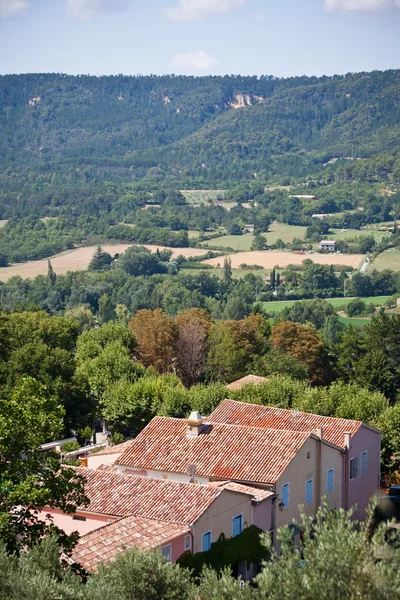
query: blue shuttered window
281 483 290 508
202 531 212 552
232 515 243 537
306 479 313 504
361 451 368 475
327 468 334 493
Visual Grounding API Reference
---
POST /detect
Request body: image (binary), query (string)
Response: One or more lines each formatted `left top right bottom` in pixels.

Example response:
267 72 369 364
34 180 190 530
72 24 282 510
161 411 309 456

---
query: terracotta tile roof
89 439 134 457
208 481 275 504
72 515 188 572
208 399 364 449
226 374 269 391
116 416 311 485
72 467 223 525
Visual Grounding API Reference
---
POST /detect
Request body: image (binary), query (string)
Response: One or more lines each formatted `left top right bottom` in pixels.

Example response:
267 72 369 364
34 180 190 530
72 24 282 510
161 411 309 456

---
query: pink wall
40 507 118 536
345 427 381 521
252 498 273 532
167 532 189 562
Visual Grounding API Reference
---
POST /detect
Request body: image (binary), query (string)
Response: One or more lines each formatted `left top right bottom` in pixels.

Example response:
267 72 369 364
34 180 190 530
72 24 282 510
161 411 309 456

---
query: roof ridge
219 399 364 425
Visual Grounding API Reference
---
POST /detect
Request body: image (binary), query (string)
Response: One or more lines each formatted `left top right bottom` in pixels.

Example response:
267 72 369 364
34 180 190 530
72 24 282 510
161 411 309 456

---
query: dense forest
0 71 399 219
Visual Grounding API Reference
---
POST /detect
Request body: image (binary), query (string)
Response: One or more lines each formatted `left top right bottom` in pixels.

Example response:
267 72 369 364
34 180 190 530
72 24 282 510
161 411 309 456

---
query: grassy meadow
262 296 391 313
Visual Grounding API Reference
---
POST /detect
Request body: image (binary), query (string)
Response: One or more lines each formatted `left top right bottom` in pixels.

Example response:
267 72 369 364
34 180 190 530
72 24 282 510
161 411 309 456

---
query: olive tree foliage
256 504 400 600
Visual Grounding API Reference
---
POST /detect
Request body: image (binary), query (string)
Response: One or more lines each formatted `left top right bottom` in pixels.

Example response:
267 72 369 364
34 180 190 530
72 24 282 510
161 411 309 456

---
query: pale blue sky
0 0 399 77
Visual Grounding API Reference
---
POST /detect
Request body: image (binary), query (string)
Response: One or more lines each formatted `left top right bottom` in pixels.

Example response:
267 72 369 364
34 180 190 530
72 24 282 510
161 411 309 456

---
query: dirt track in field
0 244 207 282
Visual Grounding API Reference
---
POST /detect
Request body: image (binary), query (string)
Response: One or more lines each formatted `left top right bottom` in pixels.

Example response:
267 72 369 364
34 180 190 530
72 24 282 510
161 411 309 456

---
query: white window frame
305 478 313 505
184 534 191 551
350 456 358 480
201 530 212 552
281 482 290 509
161 544 172 562
327 468 334 494
232 513 243 537
361 451 368 475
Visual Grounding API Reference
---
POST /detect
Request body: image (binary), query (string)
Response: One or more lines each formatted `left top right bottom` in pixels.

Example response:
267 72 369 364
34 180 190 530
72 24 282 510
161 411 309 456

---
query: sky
0 0 399 77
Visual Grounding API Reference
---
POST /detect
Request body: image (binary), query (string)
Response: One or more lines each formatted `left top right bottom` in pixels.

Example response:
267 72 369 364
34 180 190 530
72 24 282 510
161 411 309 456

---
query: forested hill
0 70 399 217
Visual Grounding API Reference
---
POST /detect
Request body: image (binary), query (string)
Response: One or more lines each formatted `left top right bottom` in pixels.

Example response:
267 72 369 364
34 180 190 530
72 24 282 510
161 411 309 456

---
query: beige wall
117 465 210 485
87 451 122 470
192 490 253 554
275 437 342 531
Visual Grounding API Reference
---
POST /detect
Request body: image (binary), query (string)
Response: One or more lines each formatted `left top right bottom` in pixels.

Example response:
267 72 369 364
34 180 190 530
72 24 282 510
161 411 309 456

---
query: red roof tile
72 467 224 525
116 416 311 484
226 374 268 391
208 481 274 504
72 515 188 571
208 399 364 448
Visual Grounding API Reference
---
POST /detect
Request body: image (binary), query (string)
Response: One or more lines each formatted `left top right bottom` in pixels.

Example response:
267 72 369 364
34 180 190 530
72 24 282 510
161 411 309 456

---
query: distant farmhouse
320 240 336 252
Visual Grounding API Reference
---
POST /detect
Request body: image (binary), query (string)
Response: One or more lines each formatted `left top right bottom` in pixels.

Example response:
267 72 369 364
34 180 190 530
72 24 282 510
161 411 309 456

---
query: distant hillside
0 71 399 217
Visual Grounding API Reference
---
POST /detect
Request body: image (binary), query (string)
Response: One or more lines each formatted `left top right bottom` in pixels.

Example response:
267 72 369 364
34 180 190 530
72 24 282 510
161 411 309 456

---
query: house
243 224 255 233
72 515 189 571
319 240 336 252
87 439 134 470
115 413 343 537
209 400 381 521
43 466 273 571
226 374 268 392
289 195 317 200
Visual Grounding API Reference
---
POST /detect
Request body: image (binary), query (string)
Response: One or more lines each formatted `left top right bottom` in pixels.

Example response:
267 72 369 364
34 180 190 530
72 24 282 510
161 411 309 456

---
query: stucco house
320 240 336 251
209 400 381 521
115 412 343 539
43 465 273 571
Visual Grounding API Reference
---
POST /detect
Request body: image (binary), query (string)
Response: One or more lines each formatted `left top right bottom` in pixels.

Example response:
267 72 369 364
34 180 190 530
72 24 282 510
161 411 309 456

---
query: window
232 514 243 537
361 451 368 475
281 483 290 508
305 479 313 504
327 468 334 494
184 535 191 551
350 457 358 480
161 544 171 562
202 531 212 552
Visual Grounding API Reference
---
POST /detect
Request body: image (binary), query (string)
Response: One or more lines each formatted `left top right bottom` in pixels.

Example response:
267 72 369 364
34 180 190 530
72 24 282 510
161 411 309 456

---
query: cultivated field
0 244 208 282
204 251 365 270
372 249 400 272
329 227 388 242
201 224 309 251
262 296 391 313
180 190 227 204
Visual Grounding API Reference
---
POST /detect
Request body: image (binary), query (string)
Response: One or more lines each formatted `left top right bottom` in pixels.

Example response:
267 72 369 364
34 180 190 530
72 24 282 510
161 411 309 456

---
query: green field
200 224 308 251
180 190 227 204
372 249 400 272
262 296 390 313
338 316 371 327
0 220 8 228
329 227 388 242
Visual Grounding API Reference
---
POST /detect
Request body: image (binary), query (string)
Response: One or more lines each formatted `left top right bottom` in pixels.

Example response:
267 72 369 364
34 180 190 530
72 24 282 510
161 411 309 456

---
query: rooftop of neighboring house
72 515 188 572
116 416 311 485
208 480 275 504
71 466 224 526
208 399 379 449
89 439 134 457
320 240 336 245
226 374 269 391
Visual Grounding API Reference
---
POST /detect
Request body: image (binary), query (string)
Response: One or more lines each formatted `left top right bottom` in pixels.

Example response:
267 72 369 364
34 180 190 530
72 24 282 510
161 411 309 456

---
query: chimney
344 432 351 450
186 411 205 438
316 427 323 440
